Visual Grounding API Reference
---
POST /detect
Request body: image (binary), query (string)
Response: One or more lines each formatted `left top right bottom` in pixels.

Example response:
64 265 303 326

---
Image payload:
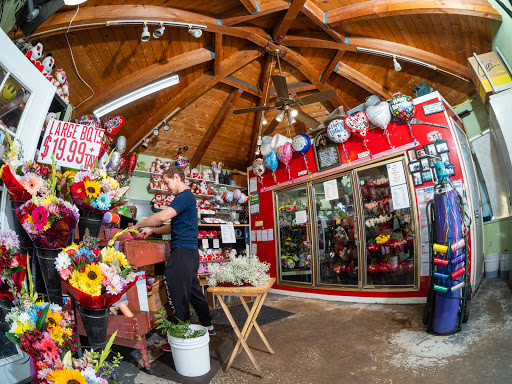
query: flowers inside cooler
276 186 312 283
313 175 359 286
358 163 415 286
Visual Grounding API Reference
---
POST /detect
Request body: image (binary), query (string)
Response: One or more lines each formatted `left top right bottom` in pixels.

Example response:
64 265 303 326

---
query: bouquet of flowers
55 229 136 308
207 254 270 287
0 230 27 300
69 165 129 213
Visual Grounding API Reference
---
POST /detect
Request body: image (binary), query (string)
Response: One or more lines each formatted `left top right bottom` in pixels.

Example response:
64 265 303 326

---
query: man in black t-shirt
133 166 214 351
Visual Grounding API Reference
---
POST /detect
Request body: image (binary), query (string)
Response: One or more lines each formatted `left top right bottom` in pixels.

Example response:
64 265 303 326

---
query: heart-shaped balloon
389 93 415 121
292 133 311 154
366 101 391 130
344 112 370 139
263 151 278 172
260 136 273 156
364 95 381 109
119 155 128 171
277 142 293 165
98 140 108 158
104 116 125 137
127 153 137 175
253 158 266 176
327 119 351 143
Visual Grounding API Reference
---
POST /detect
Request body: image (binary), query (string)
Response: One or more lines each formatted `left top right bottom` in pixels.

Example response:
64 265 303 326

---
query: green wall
489 0 512 65
483 217 512 254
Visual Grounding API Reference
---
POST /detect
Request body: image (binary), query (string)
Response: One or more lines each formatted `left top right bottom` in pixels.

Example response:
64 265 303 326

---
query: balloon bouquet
366 100 393 150
343 111 371 157
277 142 293 181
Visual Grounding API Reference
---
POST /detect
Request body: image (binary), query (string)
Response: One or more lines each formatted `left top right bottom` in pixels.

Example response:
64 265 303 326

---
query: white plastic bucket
499 252 510 278
484 253 499 279
168 325 210 377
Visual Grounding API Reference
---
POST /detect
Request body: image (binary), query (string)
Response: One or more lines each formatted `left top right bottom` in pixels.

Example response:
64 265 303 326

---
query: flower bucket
77 304 110 349
10 200 33 251
78 209 104 240
35 247 63 304
168 324 210 377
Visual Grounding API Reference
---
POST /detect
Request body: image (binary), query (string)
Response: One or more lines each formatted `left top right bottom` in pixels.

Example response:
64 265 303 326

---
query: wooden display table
207 278 276 378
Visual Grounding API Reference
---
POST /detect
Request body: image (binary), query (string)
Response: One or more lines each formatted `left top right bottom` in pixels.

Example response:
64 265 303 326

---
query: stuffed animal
208 182 216 196
198 181 208 195
53 69 69 103
164 194 174 206
189 182 198 194
149 174 163 190
202 169 213 181
189 168 200 179
136 161 146 171
43 112 57 131
26 41 44 64
151 194 163 209
41 54 55 82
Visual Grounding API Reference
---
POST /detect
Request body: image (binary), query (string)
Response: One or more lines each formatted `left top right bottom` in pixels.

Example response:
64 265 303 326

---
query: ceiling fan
233 74 337 135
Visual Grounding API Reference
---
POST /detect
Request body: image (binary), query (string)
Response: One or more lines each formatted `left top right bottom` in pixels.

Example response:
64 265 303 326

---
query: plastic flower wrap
56 229 137 308
0 230 28 300
206 254 270 287
69 158 129 213
16 194 79 248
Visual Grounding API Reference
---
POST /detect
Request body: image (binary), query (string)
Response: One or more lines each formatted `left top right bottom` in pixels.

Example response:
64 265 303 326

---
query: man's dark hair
163 165 186 182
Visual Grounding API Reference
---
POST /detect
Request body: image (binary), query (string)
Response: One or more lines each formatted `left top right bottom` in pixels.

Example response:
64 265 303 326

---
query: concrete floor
119 277 512 384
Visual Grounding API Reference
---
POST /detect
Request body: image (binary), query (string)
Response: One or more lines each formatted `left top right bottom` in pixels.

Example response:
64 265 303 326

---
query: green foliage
35 305 50 330
154 308 206 339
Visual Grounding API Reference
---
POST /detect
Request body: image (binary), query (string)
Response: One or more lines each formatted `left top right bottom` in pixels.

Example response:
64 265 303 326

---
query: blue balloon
292 133 311 154
264 151 279 172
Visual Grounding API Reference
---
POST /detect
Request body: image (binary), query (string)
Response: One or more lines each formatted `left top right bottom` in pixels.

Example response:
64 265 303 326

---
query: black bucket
0 299 14 332
32 248 47 295
10 200 33 252
35 247 62 304
77 304 110 349
78 209 104 240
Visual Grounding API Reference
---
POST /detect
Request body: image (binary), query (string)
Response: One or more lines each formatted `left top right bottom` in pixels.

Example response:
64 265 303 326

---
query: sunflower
69 271 81 288
46 310 63 328
49 368 87 384
83 263 103 285
83 180 100 198
78 273 101 296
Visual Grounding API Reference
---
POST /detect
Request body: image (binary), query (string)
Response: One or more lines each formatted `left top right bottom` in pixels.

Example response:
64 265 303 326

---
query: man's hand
140 228 154 239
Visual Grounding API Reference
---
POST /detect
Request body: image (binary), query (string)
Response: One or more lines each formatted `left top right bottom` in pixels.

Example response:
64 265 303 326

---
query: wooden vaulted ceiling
21 0 500 170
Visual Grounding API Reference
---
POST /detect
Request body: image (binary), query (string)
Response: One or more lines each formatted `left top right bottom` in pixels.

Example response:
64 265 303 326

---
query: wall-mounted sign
422 101 445 116
313 130 341 172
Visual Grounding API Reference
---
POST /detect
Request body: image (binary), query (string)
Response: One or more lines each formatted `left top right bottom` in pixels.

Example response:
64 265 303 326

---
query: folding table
207 277 276 378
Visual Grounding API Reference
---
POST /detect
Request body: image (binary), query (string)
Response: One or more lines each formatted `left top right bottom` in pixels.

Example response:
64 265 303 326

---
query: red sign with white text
38 119 104 170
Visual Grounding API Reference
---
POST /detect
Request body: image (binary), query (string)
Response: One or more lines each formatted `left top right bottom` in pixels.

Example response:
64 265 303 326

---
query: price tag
202 239 209 249
38 119 104 169
213 239 220 248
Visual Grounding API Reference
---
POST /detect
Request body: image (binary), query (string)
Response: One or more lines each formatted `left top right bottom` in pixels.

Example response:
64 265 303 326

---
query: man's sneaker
161 342 171 352
206 325 216 336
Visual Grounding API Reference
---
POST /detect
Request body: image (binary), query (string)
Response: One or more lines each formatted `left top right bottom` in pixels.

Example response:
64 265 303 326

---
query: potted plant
154 309 210 377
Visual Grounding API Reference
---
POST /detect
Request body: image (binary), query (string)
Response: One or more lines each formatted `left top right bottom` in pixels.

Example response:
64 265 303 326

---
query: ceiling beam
214 33 223 75
281 35 470 80
190 89 243 167
223 4 289 27
126 49 262 152
221 75 262 97
273 0 307 41
270 81 316 98
240 0 259 14
75 47 214 117
327 0 501 27
301 0 345 43
335 62 393 100
320 50 345 85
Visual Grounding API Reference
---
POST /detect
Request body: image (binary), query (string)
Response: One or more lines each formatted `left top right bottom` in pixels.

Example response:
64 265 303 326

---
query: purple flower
0 229 20 249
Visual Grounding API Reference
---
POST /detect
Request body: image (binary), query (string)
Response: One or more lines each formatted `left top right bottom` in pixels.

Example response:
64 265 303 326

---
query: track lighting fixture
289 109 298 118
141 23 150 42
261 112 268 125
393 56 402 72
163 121 170 131
257 136 262 146
275 111 285 122
153 23 165 38
141 138 149 149
255 148 261 156
188 27 202 38
153 128 159 136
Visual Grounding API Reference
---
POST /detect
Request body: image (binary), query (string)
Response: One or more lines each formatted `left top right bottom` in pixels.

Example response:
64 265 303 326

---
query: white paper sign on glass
250 230 256 242
221 223 236 243
256 230 262 241
213 239 220 248
390 184 410 210
386 161 407 187
295 210 308 224
251 243 257 255
323 179 339 201
262 230 268 241
37 119 105 169
249 177 258 193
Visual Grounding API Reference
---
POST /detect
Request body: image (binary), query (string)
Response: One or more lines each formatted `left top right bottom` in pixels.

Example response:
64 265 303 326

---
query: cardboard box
468 52 512 105
147 277 167 312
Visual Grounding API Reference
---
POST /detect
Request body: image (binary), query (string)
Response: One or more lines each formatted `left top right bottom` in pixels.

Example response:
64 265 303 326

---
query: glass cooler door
312 174 359 286
276 186 312 284
357 160 416 287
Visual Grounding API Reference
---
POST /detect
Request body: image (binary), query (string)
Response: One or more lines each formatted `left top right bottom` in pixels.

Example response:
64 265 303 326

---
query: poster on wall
37 119 104 169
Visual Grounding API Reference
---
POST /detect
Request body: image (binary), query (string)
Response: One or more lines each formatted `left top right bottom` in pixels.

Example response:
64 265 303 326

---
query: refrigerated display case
274 156 418 290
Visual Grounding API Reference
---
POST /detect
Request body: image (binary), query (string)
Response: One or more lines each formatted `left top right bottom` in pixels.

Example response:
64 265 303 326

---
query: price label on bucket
38 119 105 169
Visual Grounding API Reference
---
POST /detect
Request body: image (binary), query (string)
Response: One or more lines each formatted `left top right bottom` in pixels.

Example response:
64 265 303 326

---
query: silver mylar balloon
109 151 122 174
116 135 127 154
98 152 109 168
364 95 381 110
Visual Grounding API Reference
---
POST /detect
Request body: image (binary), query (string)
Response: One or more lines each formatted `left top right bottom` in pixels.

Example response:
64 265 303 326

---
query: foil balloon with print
344 112 371 156
292 133 312 177
119 155 128 171
277 142 293 181
389 93 417 144
327 119 351 162
253 158 266 184
126 153 137 175
116 135 127 154
263 150 279 185
77 114 102 129
103 116 124 137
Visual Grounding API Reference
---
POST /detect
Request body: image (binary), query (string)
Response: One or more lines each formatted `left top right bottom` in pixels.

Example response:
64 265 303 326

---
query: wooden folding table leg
139 336 151 371
217 295 264 378
239 294 274 354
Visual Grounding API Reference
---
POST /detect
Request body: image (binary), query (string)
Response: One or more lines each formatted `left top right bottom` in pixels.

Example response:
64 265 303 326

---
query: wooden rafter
335 62 393 100
223 4 289 27
190 89 243 167
270 81 316 98
214 33 223 75
126 49 262 152
320 50 345 85
273 0 307 41
221 76 262 97
240 0 258 14
75 47 214 117
327 0 501 27
302 0 345 43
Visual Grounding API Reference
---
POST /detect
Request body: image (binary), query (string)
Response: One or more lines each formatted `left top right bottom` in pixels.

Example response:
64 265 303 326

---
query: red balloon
98 140 108 158
127 153 137 175
119 155 128 171
104 116 124 137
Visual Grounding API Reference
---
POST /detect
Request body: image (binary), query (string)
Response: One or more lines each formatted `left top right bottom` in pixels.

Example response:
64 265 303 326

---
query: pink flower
10 258 19 268
22 174 41 194
60 268 71 280
32 206 49 231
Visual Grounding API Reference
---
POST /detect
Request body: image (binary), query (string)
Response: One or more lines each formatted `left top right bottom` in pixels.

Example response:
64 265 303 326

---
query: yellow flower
49 326 64 344
42 195 55 206
83 263 103 285
49 368 87 384
46 310 63 328
101 248 128 267
69 271 81 288
84 180 101 198
78 274 101 296
14 322 30 334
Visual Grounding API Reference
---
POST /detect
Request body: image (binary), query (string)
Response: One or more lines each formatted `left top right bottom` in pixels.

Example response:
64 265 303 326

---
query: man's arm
141 224 171 238
132 207 178 230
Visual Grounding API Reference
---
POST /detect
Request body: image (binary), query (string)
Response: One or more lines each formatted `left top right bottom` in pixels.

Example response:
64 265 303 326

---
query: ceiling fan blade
263 117 280 135
272 75 289 99
233 106 274 115
298 89 337 106
295 110 320 129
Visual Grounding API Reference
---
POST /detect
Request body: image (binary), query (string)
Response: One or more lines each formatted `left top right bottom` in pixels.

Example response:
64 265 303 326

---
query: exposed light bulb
141 23 150 42
163 121 170 131
153 23 165 39
261 112 268 125
289 109 298 118
257 136 262 146
275 111 285 122
153 128 159 136
255 148 261 156
393 56 402 72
